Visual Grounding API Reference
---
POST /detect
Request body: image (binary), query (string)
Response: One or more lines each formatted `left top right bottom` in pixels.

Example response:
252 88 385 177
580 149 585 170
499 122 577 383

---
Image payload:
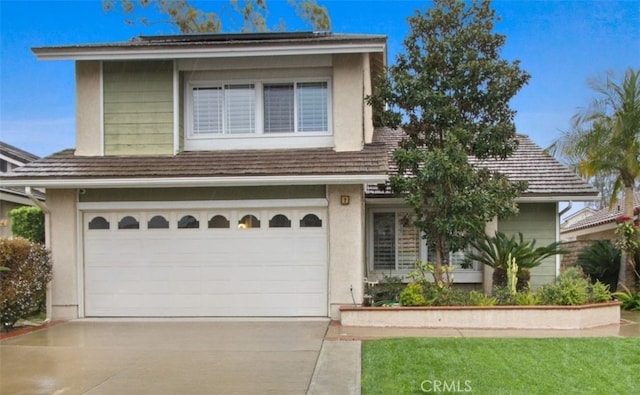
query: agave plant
464 232 567 289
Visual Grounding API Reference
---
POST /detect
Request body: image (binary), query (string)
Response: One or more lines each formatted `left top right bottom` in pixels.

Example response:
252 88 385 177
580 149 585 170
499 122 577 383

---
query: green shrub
9 206 45 243
538 267 589 306
399 282 427 306
432 287 468 306
373 275 404 304
514 290 540 306
467 290 497 306
492 285 514 305
0 237 52 331
588 281 612 303
613 286 640 311
575 240 620 292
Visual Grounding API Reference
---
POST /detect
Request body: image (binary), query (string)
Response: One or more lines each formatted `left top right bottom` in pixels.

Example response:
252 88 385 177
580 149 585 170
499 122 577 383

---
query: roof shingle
366 128 599 198
1 142 388 182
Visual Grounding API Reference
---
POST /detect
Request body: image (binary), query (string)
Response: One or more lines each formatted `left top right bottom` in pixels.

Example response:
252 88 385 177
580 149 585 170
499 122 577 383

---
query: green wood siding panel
498 202 558 288
79 186 327 202
103 61 174 155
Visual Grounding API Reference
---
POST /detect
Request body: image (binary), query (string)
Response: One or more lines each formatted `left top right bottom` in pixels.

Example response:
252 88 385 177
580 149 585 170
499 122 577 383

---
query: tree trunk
619 186 637 290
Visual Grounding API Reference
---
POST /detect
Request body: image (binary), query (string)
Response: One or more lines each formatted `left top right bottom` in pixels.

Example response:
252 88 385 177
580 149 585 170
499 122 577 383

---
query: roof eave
517 194 601 202
31 42 387 61
1 174 389 189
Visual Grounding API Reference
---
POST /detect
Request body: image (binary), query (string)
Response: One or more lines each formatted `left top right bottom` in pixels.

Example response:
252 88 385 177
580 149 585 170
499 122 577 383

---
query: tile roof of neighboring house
0 140 389 186
366 127 599 199
0 141 44 200
0 141 40 164
561 191 640 233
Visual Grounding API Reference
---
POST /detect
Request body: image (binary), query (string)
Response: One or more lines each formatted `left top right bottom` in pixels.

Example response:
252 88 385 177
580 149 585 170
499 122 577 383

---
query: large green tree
103 0 330 33
367 0 529 278
555 68 640 288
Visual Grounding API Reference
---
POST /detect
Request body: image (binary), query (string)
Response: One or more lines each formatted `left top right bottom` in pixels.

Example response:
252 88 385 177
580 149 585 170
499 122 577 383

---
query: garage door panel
84 207 327 317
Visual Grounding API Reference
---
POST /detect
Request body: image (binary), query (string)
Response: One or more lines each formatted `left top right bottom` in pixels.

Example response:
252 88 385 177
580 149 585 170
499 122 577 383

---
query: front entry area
82 206 327 317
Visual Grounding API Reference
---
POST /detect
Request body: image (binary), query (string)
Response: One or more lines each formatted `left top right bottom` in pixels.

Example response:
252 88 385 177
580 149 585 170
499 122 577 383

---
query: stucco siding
103 61 174 155
332 54 364 151
46 189 78 320
498 202 558 288
75 61 102 156
328 184 365 319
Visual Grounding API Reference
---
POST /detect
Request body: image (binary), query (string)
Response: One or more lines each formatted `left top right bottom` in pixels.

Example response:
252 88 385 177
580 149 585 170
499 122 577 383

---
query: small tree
9 206 45 244
0 238 53 331
553 68 640 289
367 0 530 279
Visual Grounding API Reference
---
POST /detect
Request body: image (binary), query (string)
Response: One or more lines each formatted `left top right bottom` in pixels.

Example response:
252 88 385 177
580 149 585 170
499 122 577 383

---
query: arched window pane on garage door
300 214 322 227
208 215 230 229
178 215 200 229
118 216 140 230
269 214 291 228
88 216 110 230
148 215 169 229
238 214 260 229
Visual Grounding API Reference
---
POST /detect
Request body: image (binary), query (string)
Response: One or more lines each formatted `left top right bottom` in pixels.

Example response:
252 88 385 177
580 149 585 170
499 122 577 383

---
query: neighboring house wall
0 199 27 238
498 202 558 288
561 240 592 271
103 61 175 155
47 189 79 320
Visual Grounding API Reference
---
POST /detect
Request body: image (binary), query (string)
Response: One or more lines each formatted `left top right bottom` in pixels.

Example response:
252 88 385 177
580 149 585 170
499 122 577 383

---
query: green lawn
362 337 640 394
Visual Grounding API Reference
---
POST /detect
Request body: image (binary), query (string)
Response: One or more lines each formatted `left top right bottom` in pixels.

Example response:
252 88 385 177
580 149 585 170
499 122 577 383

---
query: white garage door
83 206 327 317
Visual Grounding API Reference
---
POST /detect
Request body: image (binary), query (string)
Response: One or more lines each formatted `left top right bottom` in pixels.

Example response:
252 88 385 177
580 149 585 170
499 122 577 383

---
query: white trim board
3 174 388 189
77 198 328 211
33 43 387 61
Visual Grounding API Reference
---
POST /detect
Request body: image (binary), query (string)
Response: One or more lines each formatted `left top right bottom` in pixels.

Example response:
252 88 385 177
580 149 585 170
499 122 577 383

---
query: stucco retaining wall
340 302 621 330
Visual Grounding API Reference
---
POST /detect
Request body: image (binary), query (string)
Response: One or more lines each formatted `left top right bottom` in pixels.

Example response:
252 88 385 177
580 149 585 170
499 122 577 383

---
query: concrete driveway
0 319 329 395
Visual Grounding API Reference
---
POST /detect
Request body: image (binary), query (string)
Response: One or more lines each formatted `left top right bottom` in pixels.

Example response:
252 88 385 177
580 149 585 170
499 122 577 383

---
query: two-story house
1 32 598 321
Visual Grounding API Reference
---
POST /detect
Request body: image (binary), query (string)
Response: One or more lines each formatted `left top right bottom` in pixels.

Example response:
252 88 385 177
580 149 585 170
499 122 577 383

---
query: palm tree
555 68 640 288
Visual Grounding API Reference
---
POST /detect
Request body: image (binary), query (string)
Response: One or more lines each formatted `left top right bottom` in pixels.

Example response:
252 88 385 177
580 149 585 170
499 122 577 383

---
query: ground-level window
370 209 473 272
372 211 420 270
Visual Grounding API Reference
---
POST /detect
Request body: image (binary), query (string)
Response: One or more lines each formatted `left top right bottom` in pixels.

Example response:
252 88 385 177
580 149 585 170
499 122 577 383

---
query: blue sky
0 0 638 157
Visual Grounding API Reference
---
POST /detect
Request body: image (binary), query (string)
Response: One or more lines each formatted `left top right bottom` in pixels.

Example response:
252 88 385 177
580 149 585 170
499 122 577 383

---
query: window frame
367 207 481 282
185 77 332 142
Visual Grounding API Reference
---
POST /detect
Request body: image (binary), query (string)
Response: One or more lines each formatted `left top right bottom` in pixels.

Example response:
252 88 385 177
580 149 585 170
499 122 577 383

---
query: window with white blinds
297 82 328 132
193 87 223 134
190 80 329 136
192 84 255 135
371 209 474 272
264 83 295 133
372 211 421 271
225 84 255 134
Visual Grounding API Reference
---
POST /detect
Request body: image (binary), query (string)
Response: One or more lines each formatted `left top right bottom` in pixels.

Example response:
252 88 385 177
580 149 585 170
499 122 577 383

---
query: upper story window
186 78 331 150
193 84 256 135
